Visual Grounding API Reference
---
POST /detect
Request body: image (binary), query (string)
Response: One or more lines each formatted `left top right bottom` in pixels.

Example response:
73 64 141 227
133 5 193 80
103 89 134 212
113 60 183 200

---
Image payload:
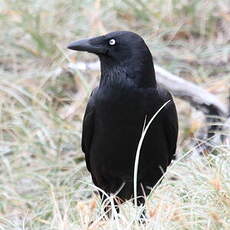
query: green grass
0 0 229 229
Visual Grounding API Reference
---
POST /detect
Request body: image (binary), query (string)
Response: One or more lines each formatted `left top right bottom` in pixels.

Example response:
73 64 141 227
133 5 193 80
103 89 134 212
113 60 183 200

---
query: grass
0 0 229 229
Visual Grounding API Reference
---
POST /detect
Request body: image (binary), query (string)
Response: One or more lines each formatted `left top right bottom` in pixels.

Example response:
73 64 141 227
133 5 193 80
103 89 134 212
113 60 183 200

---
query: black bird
68 31 178 216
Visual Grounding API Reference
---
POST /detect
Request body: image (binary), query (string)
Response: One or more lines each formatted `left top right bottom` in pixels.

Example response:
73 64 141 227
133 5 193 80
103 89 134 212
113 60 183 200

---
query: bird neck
99 59 156 88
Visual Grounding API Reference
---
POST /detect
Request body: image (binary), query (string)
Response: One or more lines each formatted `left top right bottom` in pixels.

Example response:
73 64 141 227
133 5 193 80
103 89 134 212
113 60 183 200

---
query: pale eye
109 39 116 46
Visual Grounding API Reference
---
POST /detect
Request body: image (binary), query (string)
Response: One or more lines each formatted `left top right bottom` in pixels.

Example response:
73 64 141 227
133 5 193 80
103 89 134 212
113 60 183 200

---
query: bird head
68 31 156 87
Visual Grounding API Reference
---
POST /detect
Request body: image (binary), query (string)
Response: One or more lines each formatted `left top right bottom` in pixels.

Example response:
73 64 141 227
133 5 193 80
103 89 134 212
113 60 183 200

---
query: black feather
68 31 178 216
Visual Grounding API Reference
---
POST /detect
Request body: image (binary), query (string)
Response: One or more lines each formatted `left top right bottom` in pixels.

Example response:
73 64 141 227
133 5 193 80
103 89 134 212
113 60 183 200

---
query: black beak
67 37 106 54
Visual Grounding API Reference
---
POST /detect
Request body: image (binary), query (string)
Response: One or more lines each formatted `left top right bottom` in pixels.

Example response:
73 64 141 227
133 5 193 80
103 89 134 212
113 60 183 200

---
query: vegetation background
0 0 229 229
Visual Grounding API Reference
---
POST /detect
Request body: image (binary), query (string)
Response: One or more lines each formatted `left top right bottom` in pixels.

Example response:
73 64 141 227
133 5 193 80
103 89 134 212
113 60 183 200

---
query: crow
68 31 178 217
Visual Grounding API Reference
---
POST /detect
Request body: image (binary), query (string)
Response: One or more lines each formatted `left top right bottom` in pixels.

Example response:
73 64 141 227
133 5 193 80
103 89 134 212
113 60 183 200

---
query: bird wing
159 89 178 164
81 88 97 172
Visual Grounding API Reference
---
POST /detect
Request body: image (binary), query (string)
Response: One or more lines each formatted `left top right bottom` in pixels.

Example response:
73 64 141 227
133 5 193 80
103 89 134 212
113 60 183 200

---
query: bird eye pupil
109 39 116 46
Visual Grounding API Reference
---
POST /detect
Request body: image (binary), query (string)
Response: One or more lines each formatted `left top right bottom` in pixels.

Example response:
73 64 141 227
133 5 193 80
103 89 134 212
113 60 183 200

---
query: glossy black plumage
68 31 178 214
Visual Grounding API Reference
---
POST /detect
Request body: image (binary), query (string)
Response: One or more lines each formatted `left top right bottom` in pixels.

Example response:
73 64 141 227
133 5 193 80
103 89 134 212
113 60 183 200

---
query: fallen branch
56 61 228 145
154 65 227 117
65 61 228 114
154 65 228 144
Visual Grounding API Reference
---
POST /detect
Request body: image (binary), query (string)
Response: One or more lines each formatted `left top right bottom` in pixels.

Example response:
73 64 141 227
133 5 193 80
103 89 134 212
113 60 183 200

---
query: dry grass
0 0 229 229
